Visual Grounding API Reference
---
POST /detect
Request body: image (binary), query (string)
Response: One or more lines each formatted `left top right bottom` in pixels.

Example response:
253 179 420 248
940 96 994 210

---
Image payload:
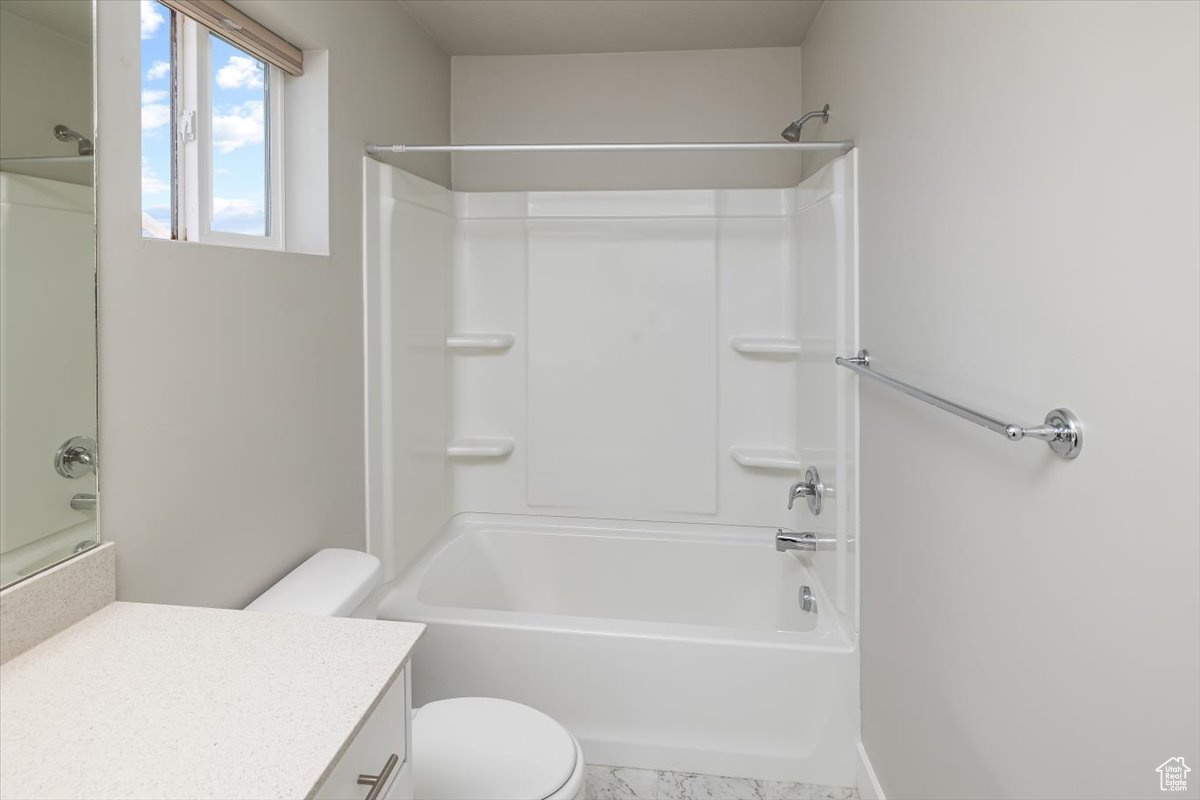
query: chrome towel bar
835 350 1083 459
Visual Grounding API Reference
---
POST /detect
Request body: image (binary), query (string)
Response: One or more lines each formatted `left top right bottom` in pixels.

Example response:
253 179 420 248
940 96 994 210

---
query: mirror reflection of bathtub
379 514 859 787
0 0 99 589
0 520 97 587
0 172 98 586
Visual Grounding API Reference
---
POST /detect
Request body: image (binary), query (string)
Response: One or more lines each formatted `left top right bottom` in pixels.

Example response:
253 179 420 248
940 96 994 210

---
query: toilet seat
412 697 583 800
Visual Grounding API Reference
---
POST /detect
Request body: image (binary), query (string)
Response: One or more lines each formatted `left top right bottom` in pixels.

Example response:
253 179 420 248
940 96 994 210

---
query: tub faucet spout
775 529 836 553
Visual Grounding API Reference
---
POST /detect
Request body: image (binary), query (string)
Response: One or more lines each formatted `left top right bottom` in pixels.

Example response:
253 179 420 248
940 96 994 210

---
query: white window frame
175 15 284 250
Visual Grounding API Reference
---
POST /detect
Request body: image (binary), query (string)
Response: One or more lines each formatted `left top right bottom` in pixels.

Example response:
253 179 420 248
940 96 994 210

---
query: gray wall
801 2 1200 798
96 0 450 607
451 47 804 191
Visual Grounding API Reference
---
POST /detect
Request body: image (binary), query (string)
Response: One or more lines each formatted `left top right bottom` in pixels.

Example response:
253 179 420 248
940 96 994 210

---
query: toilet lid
413 697 578 800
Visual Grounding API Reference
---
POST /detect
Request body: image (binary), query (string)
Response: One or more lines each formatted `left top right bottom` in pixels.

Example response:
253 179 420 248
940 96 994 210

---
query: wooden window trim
158 0 302 76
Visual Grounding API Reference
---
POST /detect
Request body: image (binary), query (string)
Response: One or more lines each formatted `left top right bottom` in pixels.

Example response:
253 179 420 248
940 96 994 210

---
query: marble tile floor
585 765 860 800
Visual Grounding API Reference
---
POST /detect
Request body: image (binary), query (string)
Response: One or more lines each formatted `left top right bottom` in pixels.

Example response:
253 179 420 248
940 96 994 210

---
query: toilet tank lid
245 549 382 617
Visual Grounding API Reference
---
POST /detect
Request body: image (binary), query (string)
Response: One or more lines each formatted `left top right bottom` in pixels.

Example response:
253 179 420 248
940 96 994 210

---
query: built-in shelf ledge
446 333 515 351
729 337 835 359
729 446 804 471
447 437 515 458
730 446 837 473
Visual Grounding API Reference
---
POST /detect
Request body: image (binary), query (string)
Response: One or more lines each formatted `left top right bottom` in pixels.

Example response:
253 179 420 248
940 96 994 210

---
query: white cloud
216 56 264 90
141 159 169 196
140 0 165 40
146 60 170 81
212 196 265 235
142 98 170 131
212 197 260 217
141 87 170 133
212 100 264 154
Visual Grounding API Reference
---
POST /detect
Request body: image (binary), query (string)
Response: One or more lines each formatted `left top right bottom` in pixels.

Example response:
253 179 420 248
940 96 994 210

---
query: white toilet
246 549 585 800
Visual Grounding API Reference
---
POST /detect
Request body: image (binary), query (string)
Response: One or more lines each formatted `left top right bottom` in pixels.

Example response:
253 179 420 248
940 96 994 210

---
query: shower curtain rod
365 140 854 155
0 155 95 164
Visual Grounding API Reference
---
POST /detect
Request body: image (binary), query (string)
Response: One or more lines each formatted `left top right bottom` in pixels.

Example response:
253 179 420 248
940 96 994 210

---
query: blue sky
141 0 267 237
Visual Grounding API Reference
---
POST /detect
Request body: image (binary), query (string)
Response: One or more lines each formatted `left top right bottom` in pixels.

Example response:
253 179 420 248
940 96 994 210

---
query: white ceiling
0 0 91 45
399 0 823 56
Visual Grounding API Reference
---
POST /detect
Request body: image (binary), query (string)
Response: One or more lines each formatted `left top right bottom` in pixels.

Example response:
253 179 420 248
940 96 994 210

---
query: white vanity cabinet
315 668 413 800
0 602 424 800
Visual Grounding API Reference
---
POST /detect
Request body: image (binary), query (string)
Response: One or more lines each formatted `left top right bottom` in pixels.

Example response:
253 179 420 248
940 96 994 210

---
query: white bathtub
377 513 859 786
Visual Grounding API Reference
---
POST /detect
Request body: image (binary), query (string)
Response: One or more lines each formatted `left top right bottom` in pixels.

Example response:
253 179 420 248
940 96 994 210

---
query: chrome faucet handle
787 482 809 509
54 435 98 479
787 466 825 515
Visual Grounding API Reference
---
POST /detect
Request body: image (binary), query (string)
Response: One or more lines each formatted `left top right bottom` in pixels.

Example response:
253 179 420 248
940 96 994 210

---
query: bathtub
0 519 97 587
377 513 859 786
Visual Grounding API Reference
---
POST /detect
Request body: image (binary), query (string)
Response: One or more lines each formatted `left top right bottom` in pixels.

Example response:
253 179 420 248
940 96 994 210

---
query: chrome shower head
54 124 94 156
781 104 830 142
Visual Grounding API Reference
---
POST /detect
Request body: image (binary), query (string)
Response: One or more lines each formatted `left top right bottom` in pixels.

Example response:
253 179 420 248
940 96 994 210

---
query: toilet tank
245 549 382 618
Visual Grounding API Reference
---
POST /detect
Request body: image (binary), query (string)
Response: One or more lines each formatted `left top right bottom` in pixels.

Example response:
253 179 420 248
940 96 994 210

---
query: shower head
54 124 94 156
781 104 830 142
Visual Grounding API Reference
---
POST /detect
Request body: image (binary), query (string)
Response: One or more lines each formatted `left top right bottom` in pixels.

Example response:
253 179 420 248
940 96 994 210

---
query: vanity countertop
0 601 424 800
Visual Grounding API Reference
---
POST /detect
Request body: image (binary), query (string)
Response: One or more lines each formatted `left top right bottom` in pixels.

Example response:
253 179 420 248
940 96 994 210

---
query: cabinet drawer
315 667 411 800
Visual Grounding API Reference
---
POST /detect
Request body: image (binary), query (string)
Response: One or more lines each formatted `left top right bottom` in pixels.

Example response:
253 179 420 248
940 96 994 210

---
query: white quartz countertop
0 601 424 800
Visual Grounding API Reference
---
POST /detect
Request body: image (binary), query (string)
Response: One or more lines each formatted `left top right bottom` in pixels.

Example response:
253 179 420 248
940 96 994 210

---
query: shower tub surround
365 153 860 786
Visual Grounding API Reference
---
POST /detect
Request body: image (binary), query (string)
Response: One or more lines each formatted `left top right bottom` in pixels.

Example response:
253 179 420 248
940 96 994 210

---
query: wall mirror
0 0 98 589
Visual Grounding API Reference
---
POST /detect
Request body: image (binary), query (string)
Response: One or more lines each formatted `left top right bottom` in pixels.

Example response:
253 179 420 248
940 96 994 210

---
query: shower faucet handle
787 466 825 515
54 435 98 479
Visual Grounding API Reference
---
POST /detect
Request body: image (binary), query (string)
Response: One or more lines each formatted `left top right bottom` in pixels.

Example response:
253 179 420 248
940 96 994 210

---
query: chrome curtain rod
365 141 854 155
0 155 94 164
836 350 1083 459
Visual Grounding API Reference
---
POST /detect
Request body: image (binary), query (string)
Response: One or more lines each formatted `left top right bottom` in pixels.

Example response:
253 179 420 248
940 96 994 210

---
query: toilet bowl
246 548 584 800
414 697 584 800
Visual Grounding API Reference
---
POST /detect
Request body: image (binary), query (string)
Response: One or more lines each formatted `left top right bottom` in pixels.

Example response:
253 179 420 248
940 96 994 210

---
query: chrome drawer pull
357 753 400 800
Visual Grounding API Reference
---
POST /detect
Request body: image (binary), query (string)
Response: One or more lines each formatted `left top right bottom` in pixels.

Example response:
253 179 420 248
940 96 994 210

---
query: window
207 33 271 238
140 1 173 238
140 0 284 248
